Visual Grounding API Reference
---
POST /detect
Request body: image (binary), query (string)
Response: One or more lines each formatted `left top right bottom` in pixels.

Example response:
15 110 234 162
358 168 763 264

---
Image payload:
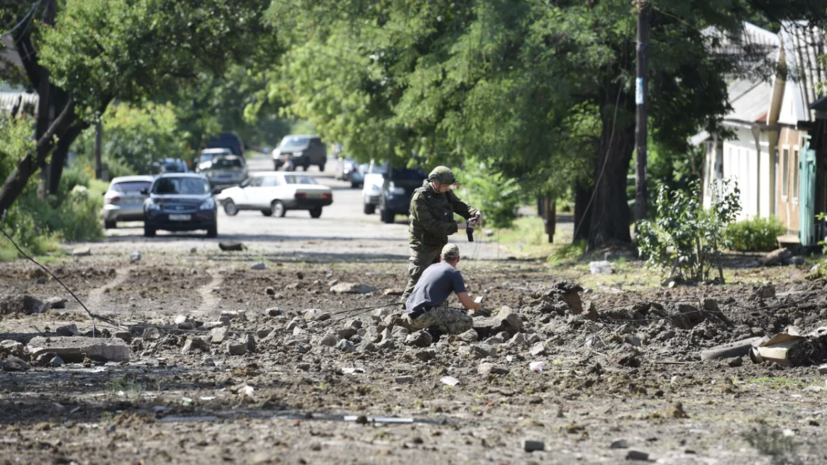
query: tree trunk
574 182 592 242
0 99 77 214
47 123 87 194
587 84 636 250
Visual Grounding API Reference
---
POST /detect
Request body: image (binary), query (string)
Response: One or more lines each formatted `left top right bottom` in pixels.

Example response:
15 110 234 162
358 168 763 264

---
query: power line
0 0 43 38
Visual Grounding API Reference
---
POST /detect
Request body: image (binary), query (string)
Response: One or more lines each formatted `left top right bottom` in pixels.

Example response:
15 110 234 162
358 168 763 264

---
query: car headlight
199 198 215 210
389 182 405 195
145 201 160 211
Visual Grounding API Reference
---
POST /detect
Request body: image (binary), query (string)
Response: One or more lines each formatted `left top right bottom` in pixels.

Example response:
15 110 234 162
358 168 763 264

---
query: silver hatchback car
102 175 154 229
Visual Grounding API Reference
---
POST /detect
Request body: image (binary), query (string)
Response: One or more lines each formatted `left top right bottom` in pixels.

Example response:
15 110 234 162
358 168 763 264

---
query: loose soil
1 252 825 465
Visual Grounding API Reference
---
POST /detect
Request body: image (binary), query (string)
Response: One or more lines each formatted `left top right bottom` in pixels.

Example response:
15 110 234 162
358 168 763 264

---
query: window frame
781 146 790 202
792 147 800 204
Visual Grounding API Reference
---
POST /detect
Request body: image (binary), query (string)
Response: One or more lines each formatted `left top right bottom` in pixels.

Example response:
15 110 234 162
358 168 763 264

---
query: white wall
722 128 762 220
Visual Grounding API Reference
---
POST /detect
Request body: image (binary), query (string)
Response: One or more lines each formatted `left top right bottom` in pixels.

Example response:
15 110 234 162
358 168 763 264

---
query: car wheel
272 200 286 218
363 203 376 214
223 199 239 216
104 220 116 229
206 222 218 238
261 208 273 216
309 207 322 218
143 225 156 237
380 208 395 224
319 162 326 172
274 161 280 171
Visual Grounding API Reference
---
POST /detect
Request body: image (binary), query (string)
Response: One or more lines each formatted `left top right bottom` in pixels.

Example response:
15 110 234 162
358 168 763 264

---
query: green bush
636 180 741 283
726 216 785 252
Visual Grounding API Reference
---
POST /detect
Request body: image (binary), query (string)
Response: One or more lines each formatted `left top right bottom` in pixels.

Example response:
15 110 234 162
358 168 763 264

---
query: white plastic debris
506 355 514 363
200 396 216 401
589 261 612 275
440 376 460 387
243 386 255 397
129 251 141 262
529 361 545 372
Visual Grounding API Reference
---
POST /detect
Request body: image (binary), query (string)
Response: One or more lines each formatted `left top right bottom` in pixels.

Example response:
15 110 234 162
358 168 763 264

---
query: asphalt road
91 156 503 262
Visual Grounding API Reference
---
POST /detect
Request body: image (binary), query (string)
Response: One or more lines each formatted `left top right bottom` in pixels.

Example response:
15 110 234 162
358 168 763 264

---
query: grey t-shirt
406 262 467 313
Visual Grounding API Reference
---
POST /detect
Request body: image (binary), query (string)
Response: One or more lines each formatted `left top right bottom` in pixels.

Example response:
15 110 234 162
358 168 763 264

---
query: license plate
169 214 191 221
306 193 322 199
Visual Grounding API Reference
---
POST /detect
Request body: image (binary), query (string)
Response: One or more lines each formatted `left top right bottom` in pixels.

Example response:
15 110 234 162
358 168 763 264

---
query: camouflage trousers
406 307 473 335
401 242 444 300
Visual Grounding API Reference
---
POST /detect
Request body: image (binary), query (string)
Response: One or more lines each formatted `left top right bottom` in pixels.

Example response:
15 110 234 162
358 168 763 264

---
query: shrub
726 216 785 251
636 180 741 283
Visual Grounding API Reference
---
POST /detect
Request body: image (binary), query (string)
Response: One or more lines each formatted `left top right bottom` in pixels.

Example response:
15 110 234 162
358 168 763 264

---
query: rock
113 331 132 344
190 247 197 254
372 307 393 321
624 335 642 347
589 260 612 274
142 327 164 341
728 356 743 368
330 283 379 294
202 320 228 330
304 309 331 321
335 339 355 352
251 262 266 270
72 246 92 256
129 251 141 262
0 294 46 315
256 328 273 339
2 355 31 371
755 284 776 299
665 402 689 419
292 326 306 336
266 307 282 317
265 287 276 296
610 439 628 449
759 248 792 266
320 333 338 347
383 288 403 296
478 362 509 376
458 329 478 343
494 306 523 335
218 241 245 252
790 256 805 265
181 337 209 354
220 310 245 322
583 301 599 321
508 333 527 347
357 341 377 352
626 450 649 461
225 340 248 356
415 349 436 362
405 330 433 348
523 439 545 452
391 326 410 340
395 376 414 384
484 334 505 345
45 296 67 309
344 319 363 330
243 333 257 352
27 336 130 363
56 324 79 337
210 327 230 344
174 315 190 325
471 344 495 359
529 342 547 356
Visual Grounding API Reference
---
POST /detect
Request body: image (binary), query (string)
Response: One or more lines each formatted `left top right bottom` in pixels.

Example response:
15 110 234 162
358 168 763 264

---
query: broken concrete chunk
529 342 547 356
0 294 46 315
414 349 436 362
3 355 31 371
330 283 379 294
458 329 478 343
72 246 92 256
589 261 612 274
113 331 132 344
494 306 523 335
56 324 80 337
225 340 248 356
405 330 433 348
478 362 509 376
1 340 25 357
142 327 164 342
28 336 130 363
210 327 230 344
181 337 209 355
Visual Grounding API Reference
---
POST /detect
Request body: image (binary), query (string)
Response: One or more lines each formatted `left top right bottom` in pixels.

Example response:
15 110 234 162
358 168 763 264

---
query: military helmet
428 166 456 185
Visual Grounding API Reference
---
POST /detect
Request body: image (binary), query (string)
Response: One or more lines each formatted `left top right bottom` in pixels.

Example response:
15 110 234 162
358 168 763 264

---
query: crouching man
405 243 482 339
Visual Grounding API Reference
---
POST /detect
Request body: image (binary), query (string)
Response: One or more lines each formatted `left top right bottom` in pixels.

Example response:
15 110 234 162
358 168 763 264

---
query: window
111 181 151 193
283 175 318 185
261 176 280 187
793 150 800 201
782 148 790 200
152 177 210 195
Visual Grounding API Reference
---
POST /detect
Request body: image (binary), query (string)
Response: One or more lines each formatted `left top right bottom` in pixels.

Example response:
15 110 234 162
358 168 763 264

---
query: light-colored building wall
775 126 807 233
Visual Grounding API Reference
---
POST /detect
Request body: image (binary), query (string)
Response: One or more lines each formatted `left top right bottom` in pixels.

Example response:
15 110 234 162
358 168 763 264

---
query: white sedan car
216 172 333 218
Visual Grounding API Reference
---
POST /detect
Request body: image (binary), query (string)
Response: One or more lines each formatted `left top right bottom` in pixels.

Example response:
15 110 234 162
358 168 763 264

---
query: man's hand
457 292 481 312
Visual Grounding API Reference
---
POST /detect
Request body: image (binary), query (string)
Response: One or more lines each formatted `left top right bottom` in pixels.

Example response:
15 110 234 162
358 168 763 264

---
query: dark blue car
142 173 220 238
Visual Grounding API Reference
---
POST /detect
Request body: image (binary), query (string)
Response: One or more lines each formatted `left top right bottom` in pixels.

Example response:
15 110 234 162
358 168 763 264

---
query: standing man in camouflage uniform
402 166 482 300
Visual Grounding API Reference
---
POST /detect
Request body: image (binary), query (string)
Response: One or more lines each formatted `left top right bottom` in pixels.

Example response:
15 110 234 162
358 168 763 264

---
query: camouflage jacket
409 180 479 246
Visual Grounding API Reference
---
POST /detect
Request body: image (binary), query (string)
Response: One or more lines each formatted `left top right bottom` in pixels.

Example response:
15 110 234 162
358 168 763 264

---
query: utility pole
94 122 103 179
634 0 650 225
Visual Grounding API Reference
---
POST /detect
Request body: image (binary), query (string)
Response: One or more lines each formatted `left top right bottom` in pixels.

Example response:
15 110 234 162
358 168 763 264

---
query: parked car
335 156 366 187
142 173 220 238
195 148 234 173
207 132 245 158
150 158 188 174
101 175 154 229
379 166 428 224
201 155 248 188
216 172 333 218
361 160 388 214
272 135 327 171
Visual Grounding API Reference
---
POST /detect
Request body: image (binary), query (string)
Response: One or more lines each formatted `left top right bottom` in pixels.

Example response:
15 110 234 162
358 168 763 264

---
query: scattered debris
0 294 46 315
2 356 31 372
759 248 792 267
440 376 460 387
27 336 130 363
610 439 629 449
72 246 92 256
330 283 379 294
251 262 266 270
700 336 767 361
218 242 245 252
523 439 545 452
626 449 650 461
130 251 141 262
45 296 67 309
589 261 612 274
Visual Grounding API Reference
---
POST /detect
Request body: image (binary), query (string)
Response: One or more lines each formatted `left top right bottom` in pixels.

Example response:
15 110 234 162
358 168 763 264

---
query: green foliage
73 102 190 175
726 216 786 252
0 113 35 181
455 159 525 229
636 180 741 283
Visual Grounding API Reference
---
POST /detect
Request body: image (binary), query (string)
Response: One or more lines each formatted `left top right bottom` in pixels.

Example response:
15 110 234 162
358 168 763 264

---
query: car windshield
283 175 317 185
111 181 151 193
152 177 210 195
210 157 243 169
279 136 311 149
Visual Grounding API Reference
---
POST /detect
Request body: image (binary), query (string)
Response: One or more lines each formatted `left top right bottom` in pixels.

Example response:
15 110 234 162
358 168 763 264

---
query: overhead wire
0 0 43 38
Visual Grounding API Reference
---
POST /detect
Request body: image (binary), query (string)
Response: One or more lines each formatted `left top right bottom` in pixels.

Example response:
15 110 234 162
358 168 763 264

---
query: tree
0 0 273 213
